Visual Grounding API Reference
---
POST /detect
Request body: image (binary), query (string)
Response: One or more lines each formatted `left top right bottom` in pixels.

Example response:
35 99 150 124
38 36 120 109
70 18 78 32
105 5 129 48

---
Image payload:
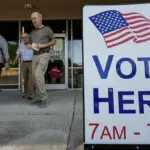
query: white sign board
83 3 150 145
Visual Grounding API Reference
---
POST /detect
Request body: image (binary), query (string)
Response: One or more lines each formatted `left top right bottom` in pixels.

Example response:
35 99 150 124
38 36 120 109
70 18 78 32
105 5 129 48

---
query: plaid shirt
16 43 33 61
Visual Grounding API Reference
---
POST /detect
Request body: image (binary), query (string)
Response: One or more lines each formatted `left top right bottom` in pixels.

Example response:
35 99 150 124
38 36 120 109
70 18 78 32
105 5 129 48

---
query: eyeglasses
21 37 28 39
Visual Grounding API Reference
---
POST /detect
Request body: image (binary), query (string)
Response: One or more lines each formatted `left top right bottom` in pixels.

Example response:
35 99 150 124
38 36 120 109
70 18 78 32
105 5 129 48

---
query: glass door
45 33 68 89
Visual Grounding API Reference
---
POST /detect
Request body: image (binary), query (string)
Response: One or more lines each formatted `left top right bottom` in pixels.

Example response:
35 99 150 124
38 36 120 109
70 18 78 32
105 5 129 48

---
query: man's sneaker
39 100 48 108
30 98 41 104
27 96 33 100
22 94 27 98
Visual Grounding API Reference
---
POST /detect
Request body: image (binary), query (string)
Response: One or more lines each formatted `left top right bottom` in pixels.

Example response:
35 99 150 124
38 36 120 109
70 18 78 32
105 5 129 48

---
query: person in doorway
27 12 56 108
0 35 9 91
14 33 34 99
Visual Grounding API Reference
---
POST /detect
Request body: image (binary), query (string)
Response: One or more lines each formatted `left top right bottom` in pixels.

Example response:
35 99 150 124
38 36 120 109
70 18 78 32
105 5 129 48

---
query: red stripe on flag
134 37 150 43
107 36 135 48
122 12 139 16
130 23 150 29
124 16 149 21
105 31 131 43
131 27 150 34
104 27 128 38
136 32 150 38
129 20 149 25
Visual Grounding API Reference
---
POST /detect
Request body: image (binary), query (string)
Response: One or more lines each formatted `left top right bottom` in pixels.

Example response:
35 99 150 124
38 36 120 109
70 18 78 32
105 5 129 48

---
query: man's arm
13 44 21 65
39 26 56 48
1 37 9 62
1 37 9 69
26 34 34 50
45 39 56 47
37 39 56 49
13 55 20 65
47 26 57 47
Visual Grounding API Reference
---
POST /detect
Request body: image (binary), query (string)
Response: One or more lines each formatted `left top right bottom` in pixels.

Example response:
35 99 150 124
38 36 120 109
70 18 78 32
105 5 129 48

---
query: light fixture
24 3 32 9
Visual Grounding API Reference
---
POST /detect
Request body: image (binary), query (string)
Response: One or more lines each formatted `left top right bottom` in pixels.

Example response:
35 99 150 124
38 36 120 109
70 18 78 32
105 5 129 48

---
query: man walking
29 12 56 108
14 33 34 99
0 35 9 91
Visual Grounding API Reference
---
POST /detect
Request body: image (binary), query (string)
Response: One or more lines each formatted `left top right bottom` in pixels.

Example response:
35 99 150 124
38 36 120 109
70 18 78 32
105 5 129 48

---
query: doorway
45 33 68 89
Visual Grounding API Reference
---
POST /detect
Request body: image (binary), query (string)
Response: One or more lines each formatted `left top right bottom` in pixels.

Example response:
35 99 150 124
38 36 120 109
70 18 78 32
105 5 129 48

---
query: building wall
0 0 149 20
83 0 149 5
0 0 82 20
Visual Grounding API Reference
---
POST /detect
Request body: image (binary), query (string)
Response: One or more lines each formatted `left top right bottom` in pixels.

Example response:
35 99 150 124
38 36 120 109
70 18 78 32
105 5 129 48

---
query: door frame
46 33 68 89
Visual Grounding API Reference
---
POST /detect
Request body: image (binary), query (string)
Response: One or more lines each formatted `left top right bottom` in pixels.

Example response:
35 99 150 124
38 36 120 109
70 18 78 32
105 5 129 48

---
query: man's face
21 34 29 44
31 13 41 28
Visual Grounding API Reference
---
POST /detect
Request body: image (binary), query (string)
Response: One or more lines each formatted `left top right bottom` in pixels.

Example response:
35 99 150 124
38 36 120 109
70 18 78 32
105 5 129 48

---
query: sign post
83 3 150 149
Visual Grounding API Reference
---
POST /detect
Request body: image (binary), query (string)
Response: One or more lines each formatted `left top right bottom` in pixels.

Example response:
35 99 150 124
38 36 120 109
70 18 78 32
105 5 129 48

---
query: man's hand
26 44 32 49
36 43 43 49
4 62 9 70
13 59 17 66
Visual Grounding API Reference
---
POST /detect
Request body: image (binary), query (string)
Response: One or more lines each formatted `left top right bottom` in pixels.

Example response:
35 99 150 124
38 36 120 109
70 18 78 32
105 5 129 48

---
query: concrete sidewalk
0 90 83 150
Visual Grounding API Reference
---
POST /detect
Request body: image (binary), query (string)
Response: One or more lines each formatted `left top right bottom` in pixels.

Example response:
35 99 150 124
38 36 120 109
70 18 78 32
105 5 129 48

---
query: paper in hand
32 43 39 51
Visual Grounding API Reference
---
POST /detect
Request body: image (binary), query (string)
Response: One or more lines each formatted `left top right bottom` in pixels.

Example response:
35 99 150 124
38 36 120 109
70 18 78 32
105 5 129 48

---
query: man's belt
23 60 32 63
33 49 49 55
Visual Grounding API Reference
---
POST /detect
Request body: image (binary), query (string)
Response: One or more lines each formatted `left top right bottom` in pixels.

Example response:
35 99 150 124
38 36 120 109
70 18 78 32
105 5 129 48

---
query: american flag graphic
89 10 150 48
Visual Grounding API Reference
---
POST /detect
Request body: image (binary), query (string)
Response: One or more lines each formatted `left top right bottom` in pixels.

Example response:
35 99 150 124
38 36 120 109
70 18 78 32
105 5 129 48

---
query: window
72 20 82 67
0 21 19 89
72 20 83 88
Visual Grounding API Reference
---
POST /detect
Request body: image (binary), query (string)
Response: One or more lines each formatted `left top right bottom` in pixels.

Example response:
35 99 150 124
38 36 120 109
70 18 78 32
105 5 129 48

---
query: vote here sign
83 3 150 145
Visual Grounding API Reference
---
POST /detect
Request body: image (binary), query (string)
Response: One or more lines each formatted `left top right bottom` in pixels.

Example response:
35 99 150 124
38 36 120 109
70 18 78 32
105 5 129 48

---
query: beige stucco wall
0 0 82 20
0 0 148 20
